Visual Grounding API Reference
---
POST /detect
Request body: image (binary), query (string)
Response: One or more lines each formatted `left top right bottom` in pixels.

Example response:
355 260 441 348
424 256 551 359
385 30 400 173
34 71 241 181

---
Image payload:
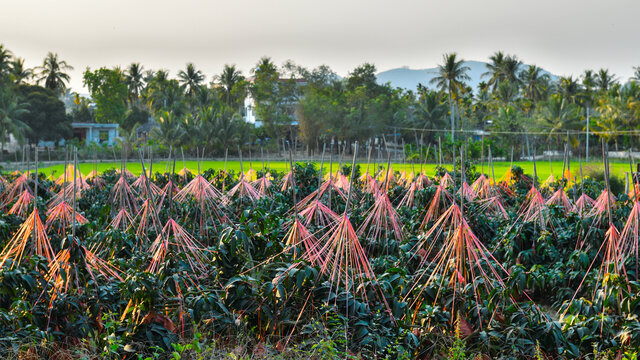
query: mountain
376 60 558 93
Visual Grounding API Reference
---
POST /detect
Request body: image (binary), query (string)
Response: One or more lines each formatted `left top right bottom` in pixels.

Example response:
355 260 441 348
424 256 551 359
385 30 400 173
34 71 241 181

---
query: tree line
2 44 640 159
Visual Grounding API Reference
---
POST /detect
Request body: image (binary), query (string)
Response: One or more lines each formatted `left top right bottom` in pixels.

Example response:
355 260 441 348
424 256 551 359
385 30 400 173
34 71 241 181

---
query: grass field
32 159 633 183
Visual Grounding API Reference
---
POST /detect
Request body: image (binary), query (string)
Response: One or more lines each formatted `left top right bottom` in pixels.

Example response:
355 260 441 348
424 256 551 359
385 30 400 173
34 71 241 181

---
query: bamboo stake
72 148 77 239
288 146 298 219
365 143 372 177
548 145 553 178
149 146 153 178
438 137 443 171
603 139 613 226
170 154 176 217
317 143 326 193
383 153 392 192
165 145 172 174
64 147 68 203
93 149 98 178
532 147 537 189
261 147 265 176
196 146 200 175
481 134 485 174
489 146 496 186
344 142 358 215
410 143 415 176
328 141 333 208
222 148 228 192
138 149 168 249
33 148 38 241
510 146 514 169
630 150 637 200
579 157 585 197
238 146 244 177
181 147 187 178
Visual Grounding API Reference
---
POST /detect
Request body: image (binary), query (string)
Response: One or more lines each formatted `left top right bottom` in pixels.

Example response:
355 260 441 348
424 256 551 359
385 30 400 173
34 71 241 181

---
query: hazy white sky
3 0 639 92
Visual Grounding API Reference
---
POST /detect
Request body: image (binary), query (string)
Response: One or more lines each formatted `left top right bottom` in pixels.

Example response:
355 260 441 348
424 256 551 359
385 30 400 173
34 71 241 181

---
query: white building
71 123 119 146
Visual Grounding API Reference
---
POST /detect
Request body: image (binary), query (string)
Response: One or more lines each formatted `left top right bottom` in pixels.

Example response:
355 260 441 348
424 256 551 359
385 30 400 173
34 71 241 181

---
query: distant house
135 117 159 141
71 123 119 146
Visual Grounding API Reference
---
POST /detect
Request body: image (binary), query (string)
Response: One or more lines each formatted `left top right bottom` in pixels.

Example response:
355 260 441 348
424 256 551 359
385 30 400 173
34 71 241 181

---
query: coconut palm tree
10 58 32 85
430 53 470 143
557 76 582 103
178 63 205 97
0 92 30 160
216 64 245 107
252 57 278 77
632 66 640 82
0 45 13 83
151 110 187 147
595 68 617 92
501 55 522 85
488 105 527 152
192 86 215 112
483 51 506 92
415 89 447 133
36 52 73 94
595 96 624 151
146 70 187 116
482 52 522 90
537 94 582 148
473 81 492 124
126 63 145 106
494 80 520 106
213 106 244 150
520 65 550 104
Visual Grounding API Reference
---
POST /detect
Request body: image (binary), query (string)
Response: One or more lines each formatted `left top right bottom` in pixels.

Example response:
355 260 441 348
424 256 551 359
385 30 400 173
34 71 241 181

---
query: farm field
36 159 633 182
0 157 638 359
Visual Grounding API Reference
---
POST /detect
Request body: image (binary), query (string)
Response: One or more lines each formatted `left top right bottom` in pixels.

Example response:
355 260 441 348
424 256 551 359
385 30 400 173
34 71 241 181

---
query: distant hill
376 60 558 93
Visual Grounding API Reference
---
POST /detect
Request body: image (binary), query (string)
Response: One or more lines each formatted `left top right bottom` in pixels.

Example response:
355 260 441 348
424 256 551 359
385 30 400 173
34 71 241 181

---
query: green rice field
35 159 634 182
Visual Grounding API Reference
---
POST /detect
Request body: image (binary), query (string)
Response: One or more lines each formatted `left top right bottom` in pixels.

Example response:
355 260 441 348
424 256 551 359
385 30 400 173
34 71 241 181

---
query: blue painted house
71 123 119 146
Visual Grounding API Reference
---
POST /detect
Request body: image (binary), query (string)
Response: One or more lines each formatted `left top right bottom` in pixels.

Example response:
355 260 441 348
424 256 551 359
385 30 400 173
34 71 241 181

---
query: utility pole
586 107 590 162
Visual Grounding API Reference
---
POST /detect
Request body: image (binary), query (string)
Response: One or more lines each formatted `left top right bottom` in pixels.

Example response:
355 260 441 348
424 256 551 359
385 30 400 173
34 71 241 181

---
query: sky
2 0 640 92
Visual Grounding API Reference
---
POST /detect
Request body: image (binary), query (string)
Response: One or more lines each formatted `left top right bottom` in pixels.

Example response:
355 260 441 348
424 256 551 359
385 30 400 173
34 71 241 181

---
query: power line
388 125 640 136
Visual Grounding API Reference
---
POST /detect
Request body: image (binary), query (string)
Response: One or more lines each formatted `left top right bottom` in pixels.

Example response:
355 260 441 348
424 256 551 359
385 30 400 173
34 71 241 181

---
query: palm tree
595 68 617 92
473 81 492 124
178 63 205 97
10 58 33 85
488 105 527 151
126 63 145 106
192 86 215 112
557 76 582 103
36 52 73 95
415 89 447 132
483 51 506 92
494 80 520 106
0 45 13 84
632 66 640 82
520 65 550 104
595 95 625 151
253 57 278 77
216 64 245 107
501 55 522 85
151 110 187 147
537 94 582 148
430 53 470 142
0 92 30 160
482 52 521 91
145 70 172 112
